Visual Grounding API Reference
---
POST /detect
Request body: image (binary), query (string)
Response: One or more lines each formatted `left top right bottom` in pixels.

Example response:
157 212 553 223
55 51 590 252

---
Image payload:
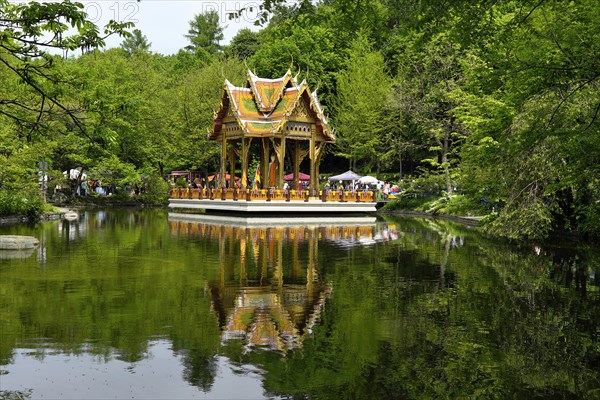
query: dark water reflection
0 209 599 399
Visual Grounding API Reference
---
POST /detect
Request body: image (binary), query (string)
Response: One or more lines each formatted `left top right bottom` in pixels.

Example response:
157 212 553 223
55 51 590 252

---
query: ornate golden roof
210 70 335 141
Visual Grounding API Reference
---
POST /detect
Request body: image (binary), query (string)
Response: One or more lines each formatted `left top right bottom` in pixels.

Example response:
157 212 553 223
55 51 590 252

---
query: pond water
0 209 599 399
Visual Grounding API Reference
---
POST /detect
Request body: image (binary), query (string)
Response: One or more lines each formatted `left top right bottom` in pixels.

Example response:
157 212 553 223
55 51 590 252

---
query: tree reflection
180 350 218 392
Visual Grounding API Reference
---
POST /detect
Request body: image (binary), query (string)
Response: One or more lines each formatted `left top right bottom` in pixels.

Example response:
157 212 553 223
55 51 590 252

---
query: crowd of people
73 179 116 196
171 173 403 201
323 180 397 200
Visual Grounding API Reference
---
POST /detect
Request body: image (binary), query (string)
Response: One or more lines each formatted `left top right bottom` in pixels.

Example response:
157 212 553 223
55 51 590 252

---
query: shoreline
377 209 482 227
2 206 596 243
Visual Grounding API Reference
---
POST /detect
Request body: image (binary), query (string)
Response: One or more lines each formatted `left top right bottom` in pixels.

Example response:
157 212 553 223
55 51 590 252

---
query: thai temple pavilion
210 69 335 194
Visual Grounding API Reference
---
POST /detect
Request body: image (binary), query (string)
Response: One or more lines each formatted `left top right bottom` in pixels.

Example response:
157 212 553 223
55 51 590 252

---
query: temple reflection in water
168 214 396 352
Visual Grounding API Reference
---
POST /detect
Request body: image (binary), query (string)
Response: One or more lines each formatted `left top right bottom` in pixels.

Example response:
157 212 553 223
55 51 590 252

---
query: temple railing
169 188 376 203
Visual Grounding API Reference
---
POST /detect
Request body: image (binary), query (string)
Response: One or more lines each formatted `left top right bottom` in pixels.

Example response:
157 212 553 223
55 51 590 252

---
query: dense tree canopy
1 0 599 239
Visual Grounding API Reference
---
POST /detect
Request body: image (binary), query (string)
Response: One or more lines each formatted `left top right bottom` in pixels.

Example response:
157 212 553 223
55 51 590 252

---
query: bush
482 200 554 240
382 193 436 211
0 189 45 220
175 177 188 188
575 203 600 237
440 194 487 216
140 175 170 205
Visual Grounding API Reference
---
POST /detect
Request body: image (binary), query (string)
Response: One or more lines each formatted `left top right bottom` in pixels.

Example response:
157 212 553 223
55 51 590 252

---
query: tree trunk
398 152 402 180
442 133 452 195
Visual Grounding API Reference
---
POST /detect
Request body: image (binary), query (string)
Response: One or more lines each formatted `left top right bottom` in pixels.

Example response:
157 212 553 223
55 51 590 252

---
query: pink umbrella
284 172 310 181
208 174 239 181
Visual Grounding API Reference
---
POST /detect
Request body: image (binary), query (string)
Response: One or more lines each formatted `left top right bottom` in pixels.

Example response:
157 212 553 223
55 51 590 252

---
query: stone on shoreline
0 235 40 250
63 211 79 221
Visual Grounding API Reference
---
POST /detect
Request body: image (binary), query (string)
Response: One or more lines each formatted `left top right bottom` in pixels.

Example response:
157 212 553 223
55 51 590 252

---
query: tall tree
390 27 467 195
450 0 600 238
227 28 259 60
169 57 246 172
0 0 131 194
121 29 152 54
333 34 392 173
185 11 224 56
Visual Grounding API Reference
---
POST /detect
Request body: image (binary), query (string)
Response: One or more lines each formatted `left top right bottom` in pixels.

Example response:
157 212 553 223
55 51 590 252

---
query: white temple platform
168 212 377 227
168 198 377 213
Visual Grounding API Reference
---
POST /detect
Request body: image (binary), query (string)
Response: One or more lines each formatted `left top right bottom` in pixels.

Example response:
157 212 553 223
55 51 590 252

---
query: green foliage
249 15 344 105
1 0 599 239
442 194 486 216
483 200 555 241
169 57 245 171
174 177 188 188
227 28 259 60
382 195 436 212
0 188 44 219
576 202 600 237
333 33 392 172
121 29 151 54
91 155 139 190
0 0 132 133
185 11 224 55
140 175 170 205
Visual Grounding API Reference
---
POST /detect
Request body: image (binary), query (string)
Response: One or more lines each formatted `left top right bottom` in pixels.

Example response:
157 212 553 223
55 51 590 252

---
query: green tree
168 57 246 172
249 19 343 106
0 0 132 131
62 48 183 178
389 28 467 195
333 34 392 173
121 28 151 54
185 11 224 55
449 0 600 238
0 0 131 210
227 28 259 60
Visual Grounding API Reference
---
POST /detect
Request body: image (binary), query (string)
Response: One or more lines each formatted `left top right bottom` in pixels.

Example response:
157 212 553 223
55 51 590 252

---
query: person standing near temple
268 155 277 187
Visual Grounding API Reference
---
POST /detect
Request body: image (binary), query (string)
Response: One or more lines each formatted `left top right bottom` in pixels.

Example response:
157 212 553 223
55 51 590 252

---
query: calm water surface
0 209 598 399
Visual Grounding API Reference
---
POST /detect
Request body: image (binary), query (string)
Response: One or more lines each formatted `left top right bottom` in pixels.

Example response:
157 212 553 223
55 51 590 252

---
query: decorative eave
239 119 284 136
309 89 335 142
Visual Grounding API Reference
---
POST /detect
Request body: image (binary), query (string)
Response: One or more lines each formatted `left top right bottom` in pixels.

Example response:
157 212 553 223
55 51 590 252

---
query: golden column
220 133 227 189
261 138 271 189
241 138 252 190
309 132 316 195
228 146 236 189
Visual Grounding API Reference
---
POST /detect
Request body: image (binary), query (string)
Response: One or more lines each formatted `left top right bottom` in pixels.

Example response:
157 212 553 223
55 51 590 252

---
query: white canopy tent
328 170 362 181
358 175 378 184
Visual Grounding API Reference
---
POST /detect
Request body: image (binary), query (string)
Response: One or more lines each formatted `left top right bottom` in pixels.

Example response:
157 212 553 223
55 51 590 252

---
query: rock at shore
0 235 40 250
63 211 79 220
